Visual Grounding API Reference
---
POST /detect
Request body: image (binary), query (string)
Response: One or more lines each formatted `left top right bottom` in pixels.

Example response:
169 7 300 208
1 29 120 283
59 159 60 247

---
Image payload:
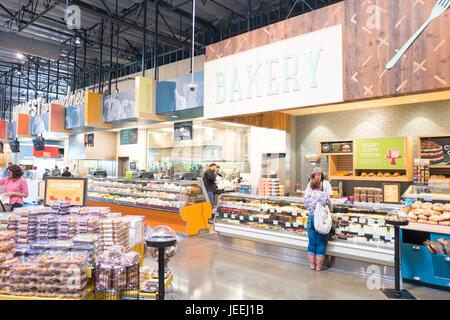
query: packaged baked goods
427 220 438 225
444 204 450 212
439 220 450 226
417 219 428 224
407 212 418 221
418 215 428 220
432 203 445 212
412 201 423 209
422 202 433 210
423 209 434 217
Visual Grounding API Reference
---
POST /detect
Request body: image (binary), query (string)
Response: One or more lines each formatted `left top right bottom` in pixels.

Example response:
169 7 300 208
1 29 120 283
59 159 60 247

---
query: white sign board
204 25 343 118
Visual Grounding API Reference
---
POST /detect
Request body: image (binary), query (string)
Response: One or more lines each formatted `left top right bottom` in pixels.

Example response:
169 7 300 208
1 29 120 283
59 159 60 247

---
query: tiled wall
295 101 450 187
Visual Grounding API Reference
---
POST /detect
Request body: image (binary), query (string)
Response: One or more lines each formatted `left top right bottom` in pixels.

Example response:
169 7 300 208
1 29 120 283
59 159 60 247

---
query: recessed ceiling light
75 37 81 45
16 53 25 60
171 115 179 118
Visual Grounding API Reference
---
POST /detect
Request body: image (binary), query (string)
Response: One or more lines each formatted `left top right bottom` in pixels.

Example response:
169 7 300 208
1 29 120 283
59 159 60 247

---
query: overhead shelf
329 175 412 182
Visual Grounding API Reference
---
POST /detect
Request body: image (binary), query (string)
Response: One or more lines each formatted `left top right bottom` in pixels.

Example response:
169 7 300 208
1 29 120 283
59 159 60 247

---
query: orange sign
0 120 7 140
85 92 111 129
16 114 31 137
49 103 71 133
44 178 87 206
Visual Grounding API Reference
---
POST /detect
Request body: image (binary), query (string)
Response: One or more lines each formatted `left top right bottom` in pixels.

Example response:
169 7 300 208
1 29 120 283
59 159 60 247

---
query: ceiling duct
0 30 61 60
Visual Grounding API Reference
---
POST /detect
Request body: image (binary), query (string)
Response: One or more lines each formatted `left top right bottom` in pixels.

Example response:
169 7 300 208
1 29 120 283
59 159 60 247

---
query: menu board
321 141 353 154
44 178 87 206
174 121 193 141
420 136 450 166
120 128 138 145
355 137 406 170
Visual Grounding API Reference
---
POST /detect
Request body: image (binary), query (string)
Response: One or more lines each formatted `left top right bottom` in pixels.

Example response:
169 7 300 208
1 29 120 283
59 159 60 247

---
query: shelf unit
321 137 414 182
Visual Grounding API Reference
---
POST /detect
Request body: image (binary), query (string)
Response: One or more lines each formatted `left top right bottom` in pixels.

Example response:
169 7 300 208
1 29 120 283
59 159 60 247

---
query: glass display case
88 178 206 212
215 194 404 264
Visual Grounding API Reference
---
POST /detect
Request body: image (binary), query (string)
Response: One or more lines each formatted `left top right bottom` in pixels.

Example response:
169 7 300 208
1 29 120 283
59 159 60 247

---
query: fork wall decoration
205 0 450 104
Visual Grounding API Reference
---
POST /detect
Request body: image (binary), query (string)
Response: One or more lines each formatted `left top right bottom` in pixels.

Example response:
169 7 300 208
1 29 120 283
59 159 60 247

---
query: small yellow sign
383 183 400 204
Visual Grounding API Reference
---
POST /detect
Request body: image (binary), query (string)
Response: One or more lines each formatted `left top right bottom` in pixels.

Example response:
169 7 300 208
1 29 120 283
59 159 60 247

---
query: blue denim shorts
307 215 329 257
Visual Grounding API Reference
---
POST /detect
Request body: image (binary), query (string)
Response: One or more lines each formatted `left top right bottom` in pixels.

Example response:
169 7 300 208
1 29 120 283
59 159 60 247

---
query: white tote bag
313 202 332 235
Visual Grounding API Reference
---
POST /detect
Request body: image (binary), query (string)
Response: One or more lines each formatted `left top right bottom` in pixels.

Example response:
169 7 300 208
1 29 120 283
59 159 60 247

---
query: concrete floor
153 237 450 300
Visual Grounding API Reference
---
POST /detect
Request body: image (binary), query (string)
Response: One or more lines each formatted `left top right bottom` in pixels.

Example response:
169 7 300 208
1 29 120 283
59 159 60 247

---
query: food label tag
368 219 375 224
385 235 392 241
373 234 380 239
273 220 278 226
259 218 264 224
378 220 385 226
239 216 244 221
292 212 297 217
249 216 254 222
343 217 349 221
231 214 236 219
351 218 358 222
285 222 291 228
358 232 365 236
223 213 228 218
423 197 433 202
359 217 367 224
293 222 299 228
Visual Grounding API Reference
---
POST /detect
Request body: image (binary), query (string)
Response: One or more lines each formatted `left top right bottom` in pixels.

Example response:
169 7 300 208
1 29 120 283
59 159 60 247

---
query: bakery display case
87 178 212 236
214 193 403 265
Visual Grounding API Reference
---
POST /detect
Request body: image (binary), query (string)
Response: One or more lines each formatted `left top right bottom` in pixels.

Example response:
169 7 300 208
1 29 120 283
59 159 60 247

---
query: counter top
402 222 450 235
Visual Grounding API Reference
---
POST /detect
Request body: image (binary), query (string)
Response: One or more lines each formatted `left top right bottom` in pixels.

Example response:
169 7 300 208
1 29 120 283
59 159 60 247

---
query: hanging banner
135 76 164 121
7 121 17 140
156 72 204 114
16 114 31 137
50 103 71 133
30 113 50 135
103 91 136 122
355 137 406 170
174 121 193 141
65 92 111 129
65 102 85 129
0 120 7 140
204 25 343 118
120 128 138 145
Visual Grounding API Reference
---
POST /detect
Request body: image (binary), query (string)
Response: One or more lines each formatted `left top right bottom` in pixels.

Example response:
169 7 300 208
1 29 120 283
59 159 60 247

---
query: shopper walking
305 167 333 198
202 163 218 206
2 162 13 178
0 165 29 210
61 167 72 177
42 169 50 179
304 177 331 272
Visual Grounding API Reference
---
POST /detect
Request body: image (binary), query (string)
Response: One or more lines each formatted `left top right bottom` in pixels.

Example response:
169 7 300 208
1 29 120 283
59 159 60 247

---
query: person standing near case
303 177 331 272
202 163 218 206
0 165 29 211
305 167 333 198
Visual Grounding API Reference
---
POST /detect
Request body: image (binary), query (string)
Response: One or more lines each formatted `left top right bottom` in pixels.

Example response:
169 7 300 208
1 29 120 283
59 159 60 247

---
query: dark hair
310 172 325 182
310 178 322 190
209 163 217 168
8 165 23 179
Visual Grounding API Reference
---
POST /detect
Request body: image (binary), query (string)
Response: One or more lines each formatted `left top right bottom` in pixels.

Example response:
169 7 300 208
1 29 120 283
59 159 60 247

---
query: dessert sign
355 137 406 170
44 177 87 206
420 136 450 166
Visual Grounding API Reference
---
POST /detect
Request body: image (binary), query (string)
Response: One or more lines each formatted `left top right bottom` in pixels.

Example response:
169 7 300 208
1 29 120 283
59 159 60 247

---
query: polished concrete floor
150 236 450 300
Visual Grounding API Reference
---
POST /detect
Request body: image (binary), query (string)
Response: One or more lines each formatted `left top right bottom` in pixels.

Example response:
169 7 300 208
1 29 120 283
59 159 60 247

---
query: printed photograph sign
174 121 193 141
120 128 138 145
30 113 50 135
103 91 136 122
420 136 450 166
355 137 406 170
65 103 85 129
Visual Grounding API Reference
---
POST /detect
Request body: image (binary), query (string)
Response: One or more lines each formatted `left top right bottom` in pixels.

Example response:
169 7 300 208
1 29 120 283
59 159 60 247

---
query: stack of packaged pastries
408 201 450 226
0 252 88 298
0 231 16 264
99 218 130 251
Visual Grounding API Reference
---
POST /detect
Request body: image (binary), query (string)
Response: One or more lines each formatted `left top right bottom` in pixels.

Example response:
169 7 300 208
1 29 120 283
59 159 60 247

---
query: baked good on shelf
412 201 423 209
439 221 450 226
412 208 424 215
442 212 450 219
432 203 445 212
361 172 368 177
418 215 428 220
429 215 447 222
384 173 392 177
407 212 418 221
368 172 375 177
423 209 434 217
427 220 438 225
422 203 433 210
444 204 450 212
377 172 384 177
393 172 400 177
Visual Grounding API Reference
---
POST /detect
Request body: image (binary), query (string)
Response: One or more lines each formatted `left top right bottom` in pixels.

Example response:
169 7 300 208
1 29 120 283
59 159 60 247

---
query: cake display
421 140 445 163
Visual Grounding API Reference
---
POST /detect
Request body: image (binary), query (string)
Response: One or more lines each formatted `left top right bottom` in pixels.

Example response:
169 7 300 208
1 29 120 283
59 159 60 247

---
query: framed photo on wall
382 183 401 204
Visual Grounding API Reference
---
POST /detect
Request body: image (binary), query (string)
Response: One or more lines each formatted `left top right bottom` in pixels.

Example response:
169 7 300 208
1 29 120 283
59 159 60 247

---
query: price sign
343 216 349 221
231 214 236 219
423 197 433 203
293 222 299 228
385 235 392 241
373 234 380 240
358 232 365 236
239 216 244 221
359 217 367 224
378 220 385 226
223 213 228 218
351 218 358 223
270 209 275 213
368 219 375 224
259 218 264 224
285 222 291 228
273 220 279 226
292 211 298 217
249 216 254 222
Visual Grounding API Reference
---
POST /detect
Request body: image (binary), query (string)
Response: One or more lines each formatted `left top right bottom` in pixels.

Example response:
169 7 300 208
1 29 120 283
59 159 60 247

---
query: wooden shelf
321 152 353 156
430 165 450 169
329 176 412 182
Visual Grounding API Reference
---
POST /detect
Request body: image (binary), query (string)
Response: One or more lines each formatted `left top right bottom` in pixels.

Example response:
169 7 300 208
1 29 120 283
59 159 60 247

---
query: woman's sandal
316 265 329 272
310 265 316 270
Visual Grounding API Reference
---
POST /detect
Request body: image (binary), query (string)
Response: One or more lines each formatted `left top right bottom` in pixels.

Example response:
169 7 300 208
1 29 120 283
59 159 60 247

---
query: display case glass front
88 178 205 212
215 193 404 250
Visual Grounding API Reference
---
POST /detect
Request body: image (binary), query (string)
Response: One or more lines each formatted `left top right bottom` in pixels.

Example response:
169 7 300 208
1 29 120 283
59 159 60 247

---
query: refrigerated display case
87 178 212 236
214 193 404 265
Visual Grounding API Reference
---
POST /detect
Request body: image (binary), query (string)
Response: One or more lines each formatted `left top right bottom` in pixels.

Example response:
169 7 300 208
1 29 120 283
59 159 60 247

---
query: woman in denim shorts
304 176 331 271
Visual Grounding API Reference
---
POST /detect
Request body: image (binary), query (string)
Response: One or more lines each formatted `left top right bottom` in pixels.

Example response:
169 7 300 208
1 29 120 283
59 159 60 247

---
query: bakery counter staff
305 167 333 198
0 165 29 211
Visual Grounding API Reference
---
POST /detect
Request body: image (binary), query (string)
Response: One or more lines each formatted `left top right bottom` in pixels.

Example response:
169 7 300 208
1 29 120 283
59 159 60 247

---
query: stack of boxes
257 178 284 197
99 218 130 251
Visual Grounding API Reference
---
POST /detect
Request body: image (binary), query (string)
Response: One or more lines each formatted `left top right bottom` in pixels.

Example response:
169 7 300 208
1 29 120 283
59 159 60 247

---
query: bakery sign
420 136 450 166
204 25 343 118
355 137 406 170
